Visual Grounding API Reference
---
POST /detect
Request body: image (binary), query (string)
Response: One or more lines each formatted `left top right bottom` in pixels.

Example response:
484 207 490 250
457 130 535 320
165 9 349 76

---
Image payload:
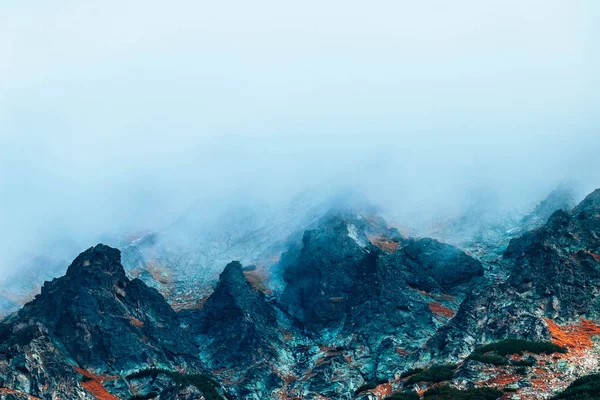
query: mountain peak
573 188 600 215
65 244 124 277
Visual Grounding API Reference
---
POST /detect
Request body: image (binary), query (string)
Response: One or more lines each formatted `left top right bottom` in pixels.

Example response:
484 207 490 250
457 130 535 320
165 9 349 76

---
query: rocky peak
521 184 577 226
427 188 600 362
16 244 198 374
215 260 248 293
184 261 281 371
573 188 600 217
65 243 126 279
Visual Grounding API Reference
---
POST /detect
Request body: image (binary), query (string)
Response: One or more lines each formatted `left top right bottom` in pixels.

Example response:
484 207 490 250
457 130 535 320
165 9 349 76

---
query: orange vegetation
487 373 520 386
587 251 600 262
395 348 409 356
127 316 144 327
367 235 400 253
428 302 455 318
244 267 272 294
370 382 393 399
73 367 120 400
0 387 40 399
545 318 600 355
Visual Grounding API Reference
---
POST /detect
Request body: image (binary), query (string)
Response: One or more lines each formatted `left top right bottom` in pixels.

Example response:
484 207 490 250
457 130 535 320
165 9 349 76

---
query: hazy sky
1 1 600 269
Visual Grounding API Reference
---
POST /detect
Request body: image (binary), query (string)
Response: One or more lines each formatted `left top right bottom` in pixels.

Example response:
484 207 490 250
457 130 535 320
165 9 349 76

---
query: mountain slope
0 245 224 400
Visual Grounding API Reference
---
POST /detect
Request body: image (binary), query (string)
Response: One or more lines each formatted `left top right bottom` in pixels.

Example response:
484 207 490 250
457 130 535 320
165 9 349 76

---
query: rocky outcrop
280 212 483 334
16 244 199 374
426 189 600 361
0 244 224 400
274 210 484 396
190 261 282 368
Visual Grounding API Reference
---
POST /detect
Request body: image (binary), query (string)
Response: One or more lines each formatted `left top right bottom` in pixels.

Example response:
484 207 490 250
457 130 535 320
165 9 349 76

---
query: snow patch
347 224 367 248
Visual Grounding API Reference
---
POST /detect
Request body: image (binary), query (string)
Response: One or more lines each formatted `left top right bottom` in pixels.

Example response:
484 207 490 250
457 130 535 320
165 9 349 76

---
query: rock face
2 188 600 400
427 189 600 360
270 210 484 397
193 261 282 369
280 212 483 335
419 183 580 267
180 261 288 398
17 244 198 373
0 245 223 400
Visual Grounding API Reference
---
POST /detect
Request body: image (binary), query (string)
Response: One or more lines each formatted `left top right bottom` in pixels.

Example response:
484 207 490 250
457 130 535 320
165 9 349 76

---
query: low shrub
515 366 528 376
467 339 565 366
355 382 378 394
511 357 536 367
386 392 420 400
423 386 503 400
127 369 223 400
467 353 508 366
406 364 456 384
552 373 600 399
472 339 567 357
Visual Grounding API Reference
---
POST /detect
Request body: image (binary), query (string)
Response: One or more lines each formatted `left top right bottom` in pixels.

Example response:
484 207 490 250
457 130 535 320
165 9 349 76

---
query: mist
1 1 600 273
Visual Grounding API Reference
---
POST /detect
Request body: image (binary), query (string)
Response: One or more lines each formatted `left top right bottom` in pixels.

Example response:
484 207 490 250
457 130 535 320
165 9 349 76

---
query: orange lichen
428 302 455 318
244 267 272 295
587 251 600 262
545 318 600 355
73 367 120 400
127 316 144 327
370 382 393 399
395 348 409 356
487 373 521 386
0 387 40 399
368 236 400 253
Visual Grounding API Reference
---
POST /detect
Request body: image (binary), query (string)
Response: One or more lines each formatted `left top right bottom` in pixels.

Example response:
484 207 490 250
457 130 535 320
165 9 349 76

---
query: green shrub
355 382 378 394
423 386 503 400
503 387 518 392
127 369 223 400
467 352 508 366
552 373 600 399
467 339 565 367
386 392 420 400
511 357 536 367
400 368 423 378
515 366 528 376
472 339 567 357
406 364 456 384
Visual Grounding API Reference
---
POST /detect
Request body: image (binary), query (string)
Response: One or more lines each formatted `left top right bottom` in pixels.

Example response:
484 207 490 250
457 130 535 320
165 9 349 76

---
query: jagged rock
190 261 282 369
16 244 199 373
0 245 218 400
427 189 600 360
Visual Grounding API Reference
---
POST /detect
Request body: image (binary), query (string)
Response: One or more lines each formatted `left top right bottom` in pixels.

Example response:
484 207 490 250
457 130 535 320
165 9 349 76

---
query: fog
1 1 600 273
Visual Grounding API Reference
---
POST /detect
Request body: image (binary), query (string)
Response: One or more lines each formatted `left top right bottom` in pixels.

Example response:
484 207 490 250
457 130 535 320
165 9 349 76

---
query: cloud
1 0 599 269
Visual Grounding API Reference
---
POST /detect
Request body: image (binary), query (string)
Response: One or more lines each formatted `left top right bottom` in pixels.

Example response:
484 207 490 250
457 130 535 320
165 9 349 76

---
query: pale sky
1 1 599 270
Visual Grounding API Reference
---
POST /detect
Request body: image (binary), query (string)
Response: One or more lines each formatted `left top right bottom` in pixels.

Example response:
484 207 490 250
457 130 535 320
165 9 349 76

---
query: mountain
119 189 380 309
174 206 485 399
0 244 224 400
419 184 580 267
423 189 600 396
2 188 600 399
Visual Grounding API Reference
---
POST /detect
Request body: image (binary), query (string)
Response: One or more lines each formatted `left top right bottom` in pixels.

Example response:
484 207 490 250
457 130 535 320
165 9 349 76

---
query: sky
1 1 600 271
